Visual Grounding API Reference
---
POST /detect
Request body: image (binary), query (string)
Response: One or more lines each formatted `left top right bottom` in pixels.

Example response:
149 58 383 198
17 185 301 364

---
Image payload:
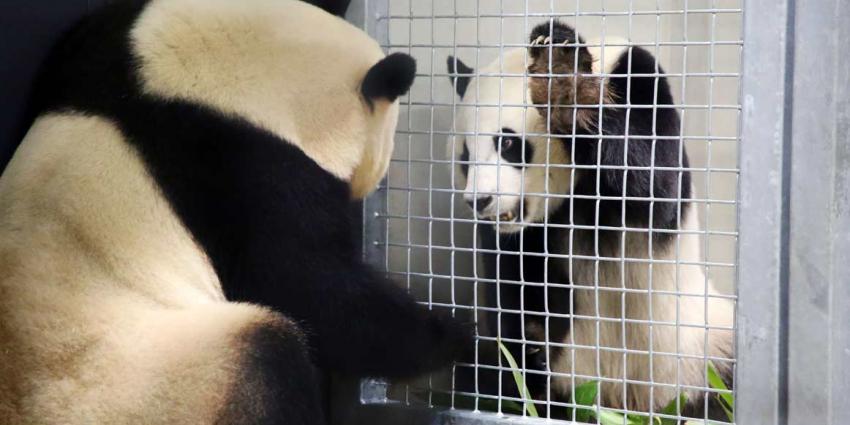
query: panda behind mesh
448 20 733 418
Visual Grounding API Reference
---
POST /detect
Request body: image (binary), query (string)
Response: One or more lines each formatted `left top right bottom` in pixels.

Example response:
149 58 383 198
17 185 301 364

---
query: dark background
0 0 351 173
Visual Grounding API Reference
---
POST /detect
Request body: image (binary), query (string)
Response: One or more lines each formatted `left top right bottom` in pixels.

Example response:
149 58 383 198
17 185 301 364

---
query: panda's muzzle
478 205 520 223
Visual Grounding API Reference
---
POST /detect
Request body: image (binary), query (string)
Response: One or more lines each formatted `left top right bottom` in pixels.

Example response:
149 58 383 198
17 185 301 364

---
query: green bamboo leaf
573 380 599 406
497 339 540 418
593 407 641 425
502 400 526 415
660 392 688 416
572 380 599 422
717 397 734 423
706 362 733 409
658 392 688 425
626 412 651 425
706 361 734 423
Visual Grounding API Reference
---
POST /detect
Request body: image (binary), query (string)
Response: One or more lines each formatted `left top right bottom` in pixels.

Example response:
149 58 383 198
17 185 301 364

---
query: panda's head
131 0 415 199
447 49 572 233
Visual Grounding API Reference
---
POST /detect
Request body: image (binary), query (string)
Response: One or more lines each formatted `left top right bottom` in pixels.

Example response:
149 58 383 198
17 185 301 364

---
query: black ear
301 0 351 17
361 53 416 108
447 56 473 98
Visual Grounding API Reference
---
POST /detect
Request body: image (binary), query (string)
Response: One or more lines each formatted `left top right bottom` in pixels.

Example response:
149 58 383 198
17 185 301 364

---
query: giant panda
447 21 734 418
0 0 469 423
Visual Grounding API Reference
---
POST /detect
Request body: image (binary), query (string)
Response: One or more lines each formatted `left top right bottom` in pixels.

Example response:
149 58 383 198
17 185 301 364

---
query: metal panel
787 0 850 423
738 0 850 424
735 0 792 423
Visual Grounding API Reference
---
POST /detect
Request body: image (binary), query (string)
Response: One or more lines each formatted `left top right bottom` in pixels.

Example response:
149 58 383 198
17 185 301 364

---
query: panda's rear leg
217 310 325 425
85 303 322 424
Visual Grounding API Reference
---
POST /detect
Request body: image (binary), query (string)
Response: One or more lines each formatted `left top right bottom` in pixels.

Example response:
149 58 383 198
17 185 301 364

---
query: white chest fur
549 206 734 410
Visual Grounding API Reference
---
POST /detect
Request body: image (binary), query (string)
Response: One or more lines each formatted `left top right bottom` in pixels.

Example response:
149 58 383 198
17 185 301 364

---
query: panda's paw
410 310 474 372
530 35 551 47
526 20 603 132
528 20 581 60
528 20 594 78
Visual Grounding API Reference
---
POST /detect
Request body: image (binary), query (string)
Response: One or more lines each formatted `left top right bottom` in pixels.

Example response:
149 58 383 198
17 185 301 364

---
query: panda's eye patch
494 128 532 165
459 142 470 176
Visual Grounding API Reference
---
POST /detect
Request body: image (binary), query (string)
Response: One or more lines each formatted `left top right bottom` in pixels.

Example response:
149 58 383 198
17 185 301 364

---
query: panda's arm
571 46 690 231
526 24 690 231
236 245 470 379
211 208 469 378
214 189 468 378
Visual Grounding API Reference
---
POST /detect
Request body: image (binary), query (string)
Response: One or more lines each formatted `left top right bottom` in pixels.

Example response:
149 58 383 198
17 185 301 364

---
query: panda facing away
448 21 734 418
0 0 469 423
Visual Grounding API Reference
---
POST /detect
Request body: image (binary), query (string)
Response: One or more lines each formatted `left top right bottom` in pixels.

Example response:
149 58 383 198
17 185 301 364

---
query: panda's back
0 113 252 422
0 113 223 305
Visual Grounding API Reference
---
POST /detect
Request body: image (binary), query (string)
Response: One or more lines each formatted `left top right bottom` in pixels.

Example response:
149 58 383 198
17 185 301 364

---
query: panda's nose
466 196 493 214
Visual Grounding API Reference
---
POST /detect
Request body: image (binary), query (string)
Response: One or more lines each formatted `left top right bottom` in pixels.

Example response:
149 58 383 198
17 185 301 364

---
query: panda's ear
361 53 416 108
300 0 351 17
447 56 473 98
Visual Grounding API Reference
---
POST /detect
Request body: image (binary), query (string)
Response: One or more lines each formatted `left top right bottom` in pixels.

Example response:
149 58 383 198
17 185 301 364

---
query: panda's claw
543 36 552 45
531 35 545 46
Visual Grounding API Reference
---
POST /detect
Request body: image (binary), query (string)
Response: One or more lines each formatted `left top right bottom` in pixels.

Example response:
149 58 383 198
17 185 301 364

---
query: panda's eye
494 128 532 165
500 136 514 151
495 127 520 152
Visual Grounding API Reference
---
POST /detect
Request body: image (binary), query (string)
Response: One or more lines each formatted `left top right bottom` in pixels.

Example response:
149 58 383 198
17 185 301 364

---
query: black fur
529 20 690 236
459 143 470 176
493 128 533 166
446 55 474 98
575 47 689 235
361 52 417 108
476 222 571 400
27 0 468 412
527 20 594 74
218 321 324 425
301 0 351 17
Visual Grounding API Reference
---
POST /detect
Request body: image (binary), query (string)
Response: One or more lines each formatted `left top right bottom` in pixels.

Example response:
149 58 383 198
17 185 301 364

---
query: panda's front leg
276 258 473 379
527 21 608 135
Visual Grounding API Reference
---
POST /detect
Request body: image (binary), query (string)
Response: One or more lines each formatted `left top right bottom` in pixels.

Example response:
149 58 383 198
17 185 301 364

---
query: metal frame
737 0 850 424
335 0 850 424
734 0 789 422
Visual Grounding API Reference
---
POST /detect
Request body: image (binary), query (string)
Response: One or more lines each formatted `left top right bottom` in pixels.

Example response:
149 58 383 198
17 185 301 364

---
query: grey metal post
786 0 850 423
738 0 850 424
736 0 793 423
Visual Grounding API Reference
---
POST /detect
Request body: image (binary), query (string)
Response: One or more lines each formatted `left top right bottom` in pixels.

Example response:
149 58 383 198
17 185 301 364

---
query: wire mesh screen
362 1 741 423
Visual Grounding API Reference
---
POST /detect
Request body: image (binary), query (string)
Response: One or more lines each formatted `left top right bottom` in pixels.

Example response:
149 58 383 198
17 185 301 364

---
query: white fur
451 45 734 412
0 114 280 423
450 49 572 232
0 1 403 421
552 210 734 410
132 0 399 199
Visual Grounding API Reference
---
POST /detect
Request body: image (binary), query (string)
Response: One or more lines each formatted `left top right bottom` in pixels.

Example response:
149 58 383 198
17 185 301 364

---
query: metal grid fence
359 1 742 424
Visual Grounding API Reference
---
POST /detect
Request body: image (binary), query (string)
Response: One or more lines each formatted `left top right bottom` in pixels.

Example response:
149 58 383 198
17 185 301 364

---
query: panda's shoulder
607 45 664 76
29 0 146 116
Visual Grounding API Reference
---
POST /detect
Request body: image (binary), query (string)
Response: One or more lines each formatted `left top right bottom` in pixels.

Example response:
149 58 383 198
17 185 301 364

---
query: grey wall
0 0 110 172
